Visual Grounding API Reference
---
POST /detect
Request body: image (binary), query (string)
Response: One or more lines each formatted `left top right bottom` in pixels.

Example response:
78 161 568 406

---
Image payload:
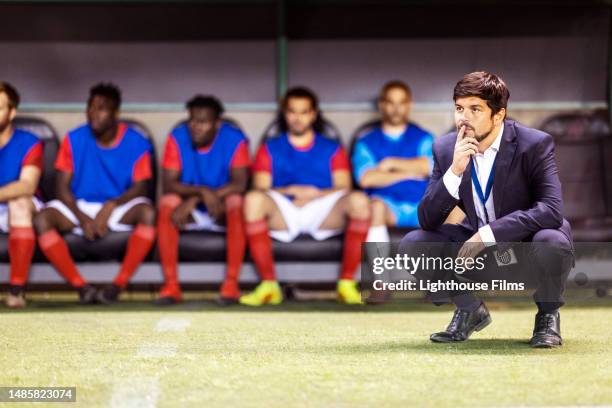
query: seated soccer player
33 83 156 304
156 95 250 306
0 82 43 308
353 81 434 238
240 86 371 306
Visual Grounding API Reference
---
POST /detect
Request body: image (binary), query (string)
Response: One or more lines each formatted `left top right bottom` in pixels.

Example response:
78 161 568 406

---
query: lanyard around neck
471 155 498 224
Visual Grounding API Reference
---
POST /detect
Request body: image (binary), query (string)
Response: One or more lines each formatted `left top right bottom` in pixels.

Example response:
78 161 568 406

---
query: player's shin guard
222 194 246 299
157 194 181 296
340 217 370 280
38 229 86 288
246 219 276 281
113 224 156 289
9 226 36 287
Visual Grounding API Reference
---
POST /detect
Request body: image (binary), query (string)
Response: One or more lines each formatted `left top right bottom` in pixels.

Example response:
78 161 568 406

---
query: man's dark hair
186 95 225 119
88 82 122 110
281 86 319 112
379 80 412 102
278 86 323 133
453 71 509 116
0 81 20 109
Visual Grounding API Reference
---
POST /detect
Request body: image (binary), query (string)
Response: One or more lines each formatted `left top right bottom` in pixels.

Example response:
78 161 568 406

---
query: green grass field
1 292 612 408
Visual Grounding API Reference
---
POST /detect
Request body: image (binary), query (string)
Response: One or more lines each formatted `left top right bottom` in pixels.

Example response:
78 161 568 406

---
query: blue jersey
254 133 350 189
55 123 153 203
0 129 43 191
352 124 434 202
162 122 250 189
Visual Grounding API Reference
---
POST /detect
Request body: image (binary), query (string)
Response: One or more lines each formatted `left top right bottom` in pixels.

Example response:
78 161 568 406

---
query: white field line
109 377 160 408
155 317 191 333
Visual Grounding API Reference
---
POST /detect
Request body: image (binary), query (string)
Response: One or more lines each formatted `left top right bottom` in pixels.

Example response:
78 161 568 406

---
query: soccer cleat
6 285 26 309
6 293 26 309
96 284 121 305
78 284 98 305
337 279 364 305
155 284 182 306
239 281 283 306
216 281 241 306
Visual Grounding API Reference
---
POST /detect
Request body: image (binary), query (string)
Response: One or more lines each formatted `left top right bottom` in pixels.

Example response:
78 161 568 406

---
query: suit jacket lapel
492 121 518 218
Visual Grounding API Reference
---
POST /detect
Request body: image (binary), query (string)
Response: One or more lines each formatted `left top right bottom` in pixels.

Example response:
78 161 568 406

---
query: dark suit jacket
418 119 571 242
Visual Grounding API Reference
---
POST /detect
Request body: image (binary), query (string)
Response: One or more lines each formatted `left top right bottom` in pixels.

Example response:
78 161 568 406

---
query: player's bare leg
33 207 97 304
319 191 371 305
239 191 288 306
97 202 156 304
6 197 36 308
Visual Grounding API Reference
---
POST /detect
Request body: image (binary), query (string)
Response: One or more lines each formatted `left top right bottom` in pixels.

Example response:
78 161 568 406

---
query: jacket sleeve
417 141 460 231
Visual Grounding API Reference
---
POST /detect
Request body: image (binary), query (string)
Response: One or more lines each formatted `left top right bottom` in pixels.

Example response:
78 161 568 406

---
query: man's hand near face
450 125 479 176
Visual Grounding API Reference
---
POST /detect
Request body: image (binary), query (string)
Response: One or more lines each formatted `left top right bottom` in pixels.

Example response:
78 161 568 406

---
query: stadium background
1 1 607 146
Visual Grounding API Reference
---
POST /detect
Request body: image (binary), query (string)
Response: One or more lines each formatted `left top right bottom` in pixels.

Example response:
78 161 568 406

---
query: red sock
38 230 86 288
340 218 370 280
246 219 276 281
113 224 156 288
222 194 246 298
9 226 35 286
157 194 181 292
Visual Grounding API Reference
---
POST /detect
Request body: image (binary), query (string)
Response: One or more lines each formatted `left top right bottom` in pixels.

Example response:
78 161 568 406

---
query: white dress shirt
442 123 504 245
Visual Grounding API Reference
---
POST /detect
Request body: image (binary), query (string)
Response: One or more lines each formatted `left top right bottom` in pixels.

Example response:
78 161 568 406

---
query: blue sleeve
351 141 378 184
417 133 434 176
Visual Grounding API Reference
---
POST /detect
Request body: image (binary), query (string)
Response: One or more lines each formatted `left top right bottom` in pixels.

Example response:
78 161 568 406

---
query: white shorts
183 209 225 232
45 197 151 236
267 189 346 243
0 197 43 233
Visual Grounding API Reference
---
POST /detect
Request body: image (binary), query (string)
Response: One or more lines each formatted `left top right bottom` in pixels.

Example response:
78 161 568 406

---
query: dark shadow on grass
318 338 590 355
0 298 457 313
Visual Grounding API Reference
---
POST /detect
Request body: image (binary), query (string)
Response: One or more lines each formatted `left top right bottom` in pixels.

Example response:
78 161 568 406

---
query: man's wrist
442 168 462 200
478 225 496 247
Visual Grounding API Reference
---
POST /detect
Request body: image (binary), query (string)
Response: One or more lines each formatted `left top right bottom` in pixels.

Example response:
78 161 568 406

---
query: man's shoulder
67 124 90 139
356 127 382 144
123 125 152 150
508 120 552 147
12 128 40 145
219 122 248 144
433 131 456 152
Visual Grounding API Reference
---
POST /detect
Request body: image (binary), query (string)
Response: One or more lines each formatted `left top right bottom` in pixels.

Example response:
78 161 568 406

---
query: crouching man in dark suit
399 71 574 348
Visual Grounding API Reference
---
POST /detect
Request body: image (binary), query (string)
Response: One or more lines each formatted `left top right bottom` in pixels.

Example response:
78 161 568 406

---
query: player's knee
33 209 53 234
159 194 182 211
244 190 267 212
138 204 156 226
371 199 387 225
8 196 32 216
8 196 34 226
225 194 244 211
347 191 370 218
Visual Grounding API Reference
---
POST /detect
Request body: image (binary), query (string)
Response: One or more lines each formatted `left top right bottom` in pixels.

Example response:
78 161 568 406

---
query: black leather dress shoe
430 302 491 343
530 311 562 348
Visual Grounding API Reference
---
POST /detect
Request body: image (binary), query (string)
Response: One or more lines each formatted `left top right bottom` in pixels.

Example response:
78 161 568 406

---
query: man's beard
474 123 495 142
289 126 309 136
0 119 11 136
